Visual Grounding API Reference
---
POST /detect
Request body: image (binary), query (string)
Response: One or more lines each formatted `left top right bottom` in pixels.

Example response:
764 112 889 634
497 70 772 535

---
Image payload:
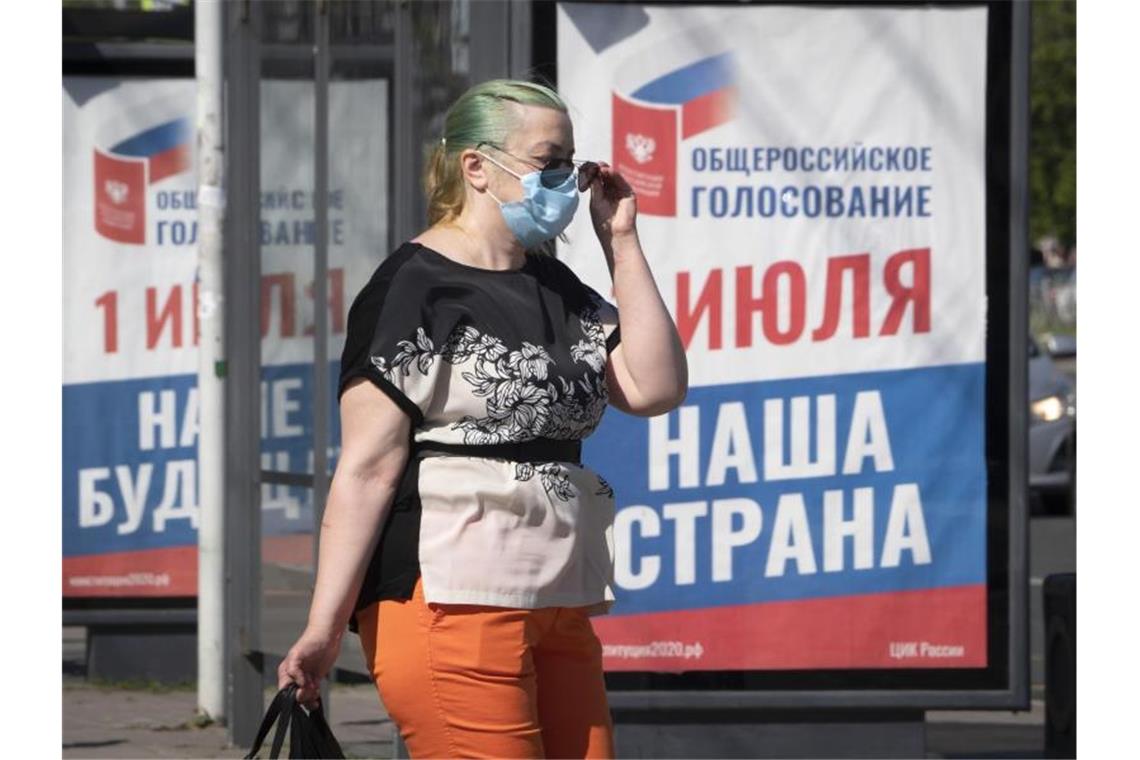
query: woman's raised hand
587 161 638 247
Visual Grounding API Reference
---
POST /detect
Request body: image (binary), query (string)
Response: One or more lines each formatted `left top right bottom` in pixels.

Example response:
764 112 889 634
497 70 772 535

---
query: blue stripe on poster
583 361 987 616
62 362 343 557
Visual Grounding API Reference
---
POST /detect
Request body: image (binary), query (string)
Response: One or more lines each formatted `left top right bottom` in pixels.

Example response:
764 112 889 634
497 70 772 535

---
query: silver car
1028 337 1076 514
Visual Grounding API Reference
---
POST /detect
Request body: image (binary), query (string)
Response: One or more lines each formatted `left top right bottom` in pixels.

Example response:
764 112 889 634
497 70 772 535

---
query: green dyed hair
424 78 572 252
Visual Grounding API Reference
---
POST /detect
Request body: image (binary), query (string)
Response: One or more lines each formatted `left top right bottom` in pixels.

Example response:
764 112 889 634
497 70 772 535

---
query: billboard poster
558 3 989 672
62 77 388 598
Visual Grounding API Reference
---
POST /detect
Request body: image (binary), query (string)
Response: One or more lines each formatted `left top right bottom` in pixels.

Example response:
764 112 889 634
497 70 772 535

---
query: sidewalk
64 626 1047 759
63 626 396 760
63 680 395 759
62 682 1047 760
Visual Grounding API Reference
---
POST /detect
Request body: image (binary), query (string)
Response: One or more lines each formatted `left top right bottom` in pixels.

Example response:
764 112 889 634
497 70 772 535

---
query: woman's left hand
277 626 342 710
587 161 638 246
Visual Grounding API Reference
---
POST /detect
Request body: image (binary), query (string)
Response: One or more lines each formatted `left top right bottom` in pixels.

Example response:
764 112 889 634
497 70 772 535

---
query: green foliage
1030 0 1077 247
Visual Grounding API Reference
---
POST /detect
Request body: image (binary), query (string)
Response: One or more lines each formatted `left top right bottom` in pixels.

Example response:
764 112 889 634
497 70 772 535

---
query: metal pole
196 0 227 723
1007 0 1033 711
224 0 264 745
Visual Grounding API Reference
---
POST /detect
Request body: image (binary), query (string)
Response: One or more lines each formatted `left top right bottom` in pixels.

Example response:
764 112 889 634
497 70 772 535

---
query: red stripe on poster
63 534 315 599
682 85 736 139
148 143 191 184
64 545 197 597
594 584 987 671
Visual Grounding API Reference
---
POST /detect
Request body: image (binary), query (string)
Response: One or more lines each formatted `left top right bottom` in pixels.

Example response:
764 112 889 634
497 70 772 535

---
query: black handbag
244 682 346 759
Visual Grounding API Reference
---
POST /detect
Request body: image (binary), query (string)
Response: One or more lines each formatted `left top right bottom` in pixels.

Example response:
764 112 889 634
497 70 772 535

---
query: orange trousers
356 575 615 759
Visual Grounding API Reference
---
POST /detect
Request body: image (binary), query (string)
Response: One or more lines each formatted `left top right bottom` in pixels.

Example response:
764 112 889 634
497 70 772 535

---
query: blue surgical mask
478 150 580 249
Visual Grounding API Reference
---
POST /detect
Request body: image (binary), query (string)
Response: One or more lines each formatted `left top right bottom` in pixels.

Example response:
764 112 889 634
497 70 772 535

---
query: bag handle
244 683 299 759
245 682 345 759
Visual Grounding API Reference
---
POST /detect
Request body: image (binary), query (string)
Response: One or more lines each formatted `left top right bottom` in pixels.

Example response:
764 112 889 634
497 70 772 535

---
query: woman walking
277 78 687 758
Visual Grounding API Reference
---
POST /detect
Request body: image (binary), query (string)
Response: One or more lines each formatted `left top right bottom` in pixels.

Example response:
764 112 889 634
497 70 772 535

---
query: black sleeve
337 273 437 426
581 282 621 354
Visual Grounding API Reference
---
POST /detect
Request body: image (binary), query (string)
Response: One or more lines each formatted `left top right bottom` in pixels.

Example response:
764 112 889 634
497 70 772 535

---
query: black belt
413 437 582 464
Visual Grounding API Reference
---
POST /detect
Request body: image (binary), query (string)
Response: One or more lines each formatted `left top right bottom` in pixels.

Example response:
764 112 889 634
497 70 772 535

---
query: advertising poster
558 3 989 671
62 77 387 598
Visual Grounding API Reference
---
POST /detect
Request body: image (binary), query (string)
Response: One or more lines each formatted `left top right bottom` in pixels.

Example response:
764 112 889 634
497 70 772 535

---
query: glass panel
327 1 398 479
261 0 315 46
259 483 316 654
255 0 479 662
329 0 396 46
259 1 317 479
406 0 474 229
259 0 318 657
320 0 475 474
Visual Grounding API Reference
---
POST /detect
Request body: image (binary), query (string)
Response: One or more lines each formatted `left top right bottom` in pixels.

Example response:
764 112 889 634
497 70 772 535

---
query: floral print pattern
514 461 577 502
369 297 612 501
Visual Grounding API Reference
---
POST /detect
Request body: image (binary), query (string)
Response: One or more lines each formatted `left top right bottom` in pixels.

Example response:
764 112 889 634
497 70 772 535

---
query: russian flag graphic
612 52 737 216
94 117 192 244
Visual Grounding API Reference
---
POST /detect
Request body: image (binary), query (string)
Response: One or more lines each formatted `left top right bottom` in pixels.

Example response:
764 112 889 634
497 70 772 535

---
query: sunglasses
476 141 601 191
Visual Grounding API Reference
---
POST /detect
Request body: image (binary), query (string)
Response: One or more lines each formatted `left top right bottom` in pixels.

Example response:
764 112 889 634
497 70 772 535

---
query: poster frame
546 0 1030 710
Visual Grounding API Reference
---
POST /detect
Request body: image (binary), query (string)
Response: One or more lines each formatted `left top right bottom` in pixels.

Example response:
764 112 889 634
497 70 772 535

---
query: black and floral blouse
337 241 621 630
